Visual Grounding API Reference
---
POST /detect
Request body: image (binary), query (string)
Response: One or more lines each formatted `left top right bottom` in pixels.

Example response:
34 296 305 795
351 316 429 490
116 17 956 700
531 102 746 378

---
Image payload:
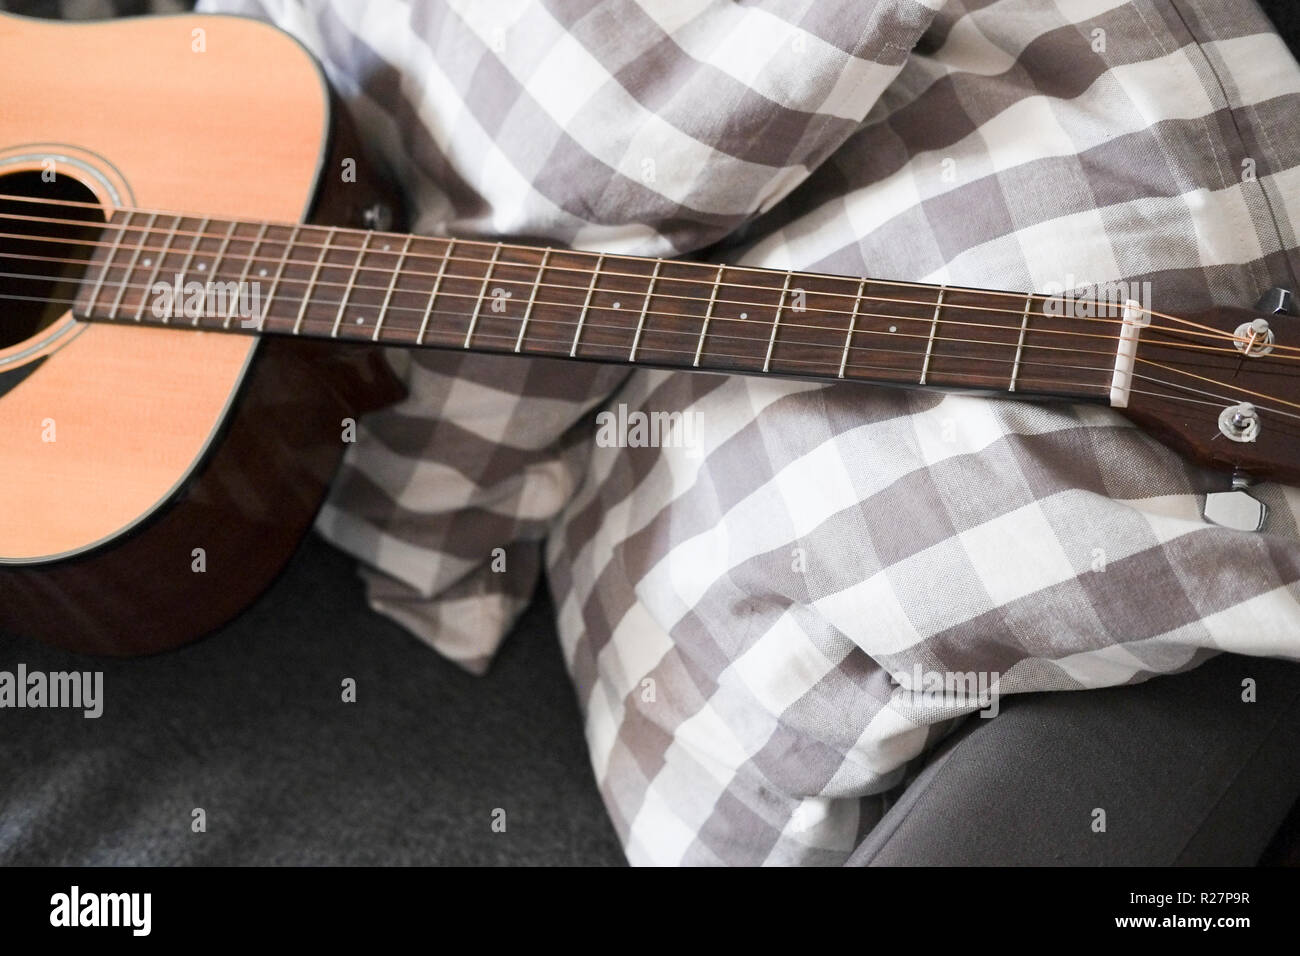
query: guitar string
4 233 1284 376
8 254 1298 397
1136 356 1300 413
0 221 1202 341
0 221 1258 357
0 196 1188 317
4 202 1294 412
0 264 1271 380
7 293 1299 457
0 199 1259 344
0 234 1284 362
5 288 1298 428
0 276 1122 371
0 287 1109 381
0 255 1202 353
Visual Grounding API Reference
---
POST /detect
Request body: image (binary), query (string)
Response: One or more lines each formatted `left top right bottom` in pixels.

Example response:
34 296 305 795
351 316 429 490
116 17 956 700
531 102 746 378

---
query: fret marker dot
258 268 268 277
197 263 206 271
889 325 897 333
612 301 620 309
740 312 748 320
382 243 391 252
142 258 151 267
355 317 365 324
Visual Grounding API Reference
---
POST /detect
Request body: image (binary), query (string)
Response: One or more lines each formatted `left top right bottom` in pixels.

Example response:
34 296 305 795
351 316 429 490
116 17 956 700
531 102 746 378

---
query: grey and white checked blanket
177 0 1300 865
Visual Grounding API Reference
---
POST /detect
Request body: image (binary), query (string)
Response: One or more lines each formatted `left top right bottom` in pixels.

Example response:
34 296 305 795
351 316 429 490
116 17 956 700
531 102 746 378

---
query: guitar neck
74 212 1116 403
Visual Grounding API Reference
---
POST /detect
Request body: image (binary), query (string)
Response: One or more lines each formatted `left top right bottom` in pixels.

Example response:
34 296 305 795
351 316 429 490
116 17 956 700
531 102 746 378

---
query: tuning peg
1254 287 1294 316
1203 472 1268 532
1204 490 1268 532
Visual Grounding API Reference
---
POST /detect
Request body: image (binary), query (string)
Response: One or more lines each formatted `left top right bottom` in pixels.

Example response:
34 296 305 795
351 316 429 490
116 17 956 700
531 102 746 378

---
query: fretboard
72 211 1116 402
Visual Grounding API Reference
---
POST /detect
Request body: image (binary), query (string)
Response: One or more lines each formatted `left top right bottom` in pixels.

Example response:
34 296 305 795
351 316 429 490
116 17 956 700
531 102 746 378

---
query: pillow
197 0 937 669
544 0 1300 864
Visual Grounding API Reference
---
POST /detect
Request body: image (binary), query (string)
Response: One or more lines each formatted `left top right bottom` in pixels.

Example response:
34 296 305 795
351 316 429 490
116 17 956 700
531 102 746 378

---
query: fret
629 259 661 363
106 211 157 320
210 218 239 276
331 231 372 337
167 217 209 325
373 234 414 342
464 242 501 348
194 219 239 326
418 239 455 345
225 221 269 329
515 247 552 352
261 224 303 329
570 253 604 358
919 285 946 385
763 270 795 373
293 226 336 335
692 265 727 367
85 210 133 317
839 278 866 379
1009 293 1033 393
134 215 181 321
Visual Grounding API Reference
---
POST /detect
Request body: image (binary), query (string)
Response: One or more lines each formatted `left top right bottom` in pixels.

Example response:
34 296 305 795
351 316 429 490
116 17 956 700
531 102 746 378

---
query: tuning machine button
1204 490 1268 532
1253 287 1294 316
1203 471 1268 532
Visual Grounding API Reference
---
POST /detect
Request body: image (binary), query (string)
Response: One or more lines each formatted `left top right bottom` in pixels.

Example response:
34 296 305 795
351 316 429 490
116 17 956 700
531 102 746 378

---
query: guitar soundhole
0 171 106 350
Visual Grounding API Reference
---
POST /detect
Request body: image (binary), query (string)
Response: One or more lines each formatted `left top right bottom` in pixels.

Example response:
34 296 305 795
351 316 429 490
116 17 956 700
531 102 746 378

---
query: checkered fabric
199 0 943 673
31 0 1300 863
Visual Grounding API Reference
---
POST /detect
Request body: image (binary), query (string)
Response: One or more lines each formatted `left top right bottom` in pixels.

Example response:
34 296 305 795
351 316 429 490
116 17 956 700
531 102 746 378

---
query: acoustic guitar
1 12 1295 656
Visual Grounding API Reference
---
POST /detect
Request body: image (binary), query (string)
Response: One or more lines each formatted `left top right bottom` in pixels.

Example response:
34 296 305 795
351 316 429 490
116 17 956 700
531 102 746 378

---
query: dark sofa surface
0 534 626 866
6 532 1300 867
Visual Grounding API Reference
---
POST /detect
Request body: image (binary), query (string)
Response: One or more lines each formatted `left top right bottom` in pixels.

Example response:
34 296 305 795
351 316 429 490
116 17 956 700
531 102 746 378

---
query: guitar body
0 13 404 655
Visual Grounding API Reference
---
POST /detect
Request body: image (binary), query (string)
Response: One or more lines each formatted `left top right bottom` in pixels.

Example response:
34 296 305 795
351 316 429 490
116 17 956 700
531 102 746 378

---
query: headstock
1117 289 1300 489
